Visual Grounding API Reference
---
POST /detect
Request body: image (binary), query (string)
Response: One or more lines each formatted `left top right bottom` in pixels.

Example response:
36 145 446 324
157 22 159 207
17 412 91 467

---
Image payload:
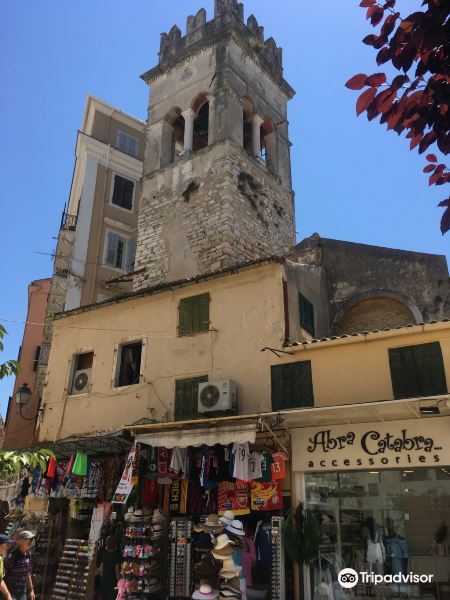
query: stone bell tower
133 0 296 290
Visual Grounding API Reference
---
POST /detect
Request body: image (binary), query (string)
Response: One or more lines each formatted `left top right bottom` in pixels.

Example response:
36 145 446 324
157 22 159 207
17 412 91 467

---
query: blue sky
0 1 448 415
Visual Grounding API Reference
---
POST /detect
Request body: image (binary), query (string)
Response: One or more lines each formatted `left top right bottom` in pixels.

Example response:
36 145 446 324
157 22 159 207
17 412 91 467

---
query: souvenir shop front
0 434 131 600
119 418 294 600
290 409 450 600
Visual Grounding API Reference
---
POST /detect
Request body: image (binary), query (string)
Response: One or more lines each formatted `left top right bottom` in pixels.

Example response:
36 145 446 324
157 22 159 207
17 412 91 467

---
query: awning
135 423 257 448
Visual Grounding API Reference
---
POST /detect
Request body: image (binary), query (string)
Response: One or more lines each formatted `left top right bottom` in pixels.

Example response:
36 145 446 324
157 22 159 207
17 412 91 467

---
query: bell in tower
133 0 296 290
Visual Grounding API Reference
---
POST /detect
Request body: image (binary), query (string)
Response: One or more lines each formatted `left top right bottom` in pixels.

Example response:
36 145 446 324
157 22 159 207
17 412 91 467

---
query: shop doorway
305 467 450 599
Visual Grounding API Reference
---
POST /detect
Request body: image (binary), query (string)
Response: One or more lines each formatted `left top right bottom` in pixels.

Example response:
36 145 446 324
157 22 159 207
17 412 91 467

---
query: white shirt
248 452 263 480
232 442 250 481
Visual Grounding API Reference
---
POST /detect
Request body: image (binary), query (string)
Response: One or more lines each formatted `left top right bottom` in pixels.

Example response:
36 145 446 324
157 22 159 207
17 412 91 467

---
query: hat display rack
119 507 167 598
191 511 245 600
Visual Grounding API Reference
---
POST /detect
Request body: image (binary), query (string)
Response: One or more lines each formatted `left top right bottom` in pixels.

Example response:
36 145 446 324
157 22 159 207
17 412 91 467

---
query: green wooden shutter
389 342 447 399
123 179 134 210
299 292 315 336
198 294 210 332
271 361 314 410
174 376 208 420
178 297 194 335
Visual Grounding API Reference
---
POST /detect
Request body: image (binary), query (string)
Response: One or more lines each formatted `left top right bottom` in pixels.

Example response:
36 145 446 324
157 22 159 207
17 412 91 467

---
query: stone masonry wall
133 140 295 290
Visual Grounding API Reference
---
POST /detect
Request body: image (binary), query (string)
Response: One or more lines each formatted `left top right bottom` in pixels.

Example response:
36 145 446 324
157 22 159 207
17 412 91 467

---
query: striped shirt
4 550 32 589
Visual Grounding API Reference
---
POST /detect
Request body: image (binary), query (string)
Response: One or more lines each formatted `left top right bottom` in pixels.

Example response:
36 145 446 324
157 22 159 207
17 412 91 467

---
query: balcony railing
60 211 78 231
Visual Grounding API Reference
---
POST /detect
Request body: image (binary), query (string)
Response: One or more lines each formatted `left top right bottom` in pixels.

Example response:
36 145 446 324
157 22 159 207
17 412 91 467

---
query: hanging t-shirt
143 478 158 507
257 452 274 482
189 447 204 482
169 447 188 478
232 443 250 481
270 451 289 480
205 445 226 482
255 521 272 569
248 452 263 480
187 480 205 515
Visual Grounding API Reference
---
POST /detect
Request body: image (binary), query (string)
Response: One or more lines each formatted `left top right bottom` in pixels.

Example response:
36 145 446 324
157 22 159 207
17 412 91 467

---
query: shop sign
291 417 450 471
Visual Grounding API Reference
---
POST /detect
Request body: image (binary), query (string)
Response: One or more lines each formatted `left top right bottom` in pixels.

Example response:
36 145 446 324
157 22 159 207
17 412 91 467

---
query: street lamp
15 383 42 421
15 383 32 406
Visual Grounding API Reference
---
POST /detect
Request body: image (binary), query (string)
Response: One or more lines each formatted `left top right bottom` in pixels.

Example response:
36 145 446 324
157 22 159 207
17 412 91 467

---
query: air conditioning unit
71 369 91 395
198 380 238 415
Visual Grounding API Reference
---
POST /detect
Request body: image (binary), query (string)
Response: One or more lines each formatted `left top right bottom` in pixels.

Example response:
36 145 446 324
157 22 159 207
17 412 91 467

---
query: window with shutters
388 342 448 399
178 293 210 336
174 375 208 420
299 292 315 336
111 174 134 211
271 361 314 410
116 130 139 158
103 230 136 272
115 341 143 387
32 346 41 372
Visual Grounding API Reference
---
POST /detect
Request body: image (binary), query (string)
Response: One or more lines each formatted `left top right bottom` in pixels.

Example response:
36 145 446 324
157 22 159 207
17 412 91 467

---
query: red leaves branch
349 0 450 234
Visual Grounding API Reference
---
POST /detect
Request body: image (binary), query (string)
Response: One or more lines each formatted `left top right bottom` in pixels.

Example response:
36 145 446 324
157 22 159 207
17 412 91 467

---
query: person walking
0 534 13 600
4 531 35 600
98 536 121 600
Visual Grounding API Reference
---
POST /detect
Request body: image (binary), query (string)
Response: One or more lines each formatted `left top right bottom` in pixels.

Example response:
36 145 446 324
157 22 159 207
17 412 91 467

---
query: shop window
70 351 94 395
104 231 136 272
178 293 210 336
174 375 208 420
271 360 314 410
111 174 134 211
115 341 142 387
32 345 41 372
299 292 315 336
388 341 447 399
116 130 139 158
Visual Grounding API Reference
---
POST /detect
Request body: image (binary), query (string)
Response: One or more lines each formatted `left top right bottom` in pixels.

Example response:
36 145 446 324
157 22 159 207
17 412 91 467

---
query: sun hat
204 514 223 528
219 510 235 526
152 509 165 523
212 545 234 560
222 577 241 593
219 558 242 579
214 534 234 551
193 532 214 551
17 530 35 541
225 520 245 537
195 556 221 579
192 583 219 600
0 534 12 544
219 592 241 600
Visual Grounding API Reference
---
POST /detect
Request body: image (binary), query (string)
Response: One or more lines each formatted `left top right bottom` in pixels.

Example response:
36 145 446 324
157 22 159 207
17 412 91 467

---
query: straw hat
219 592 241 600
214 534 234 551
219 558 242 579
193 532 214 552
152 509 165 523
192 583 219 600
195 556 221 580
124 507 134 522
219 510 235 526
222 577 241 593
194 514 223 533
225 520 245 537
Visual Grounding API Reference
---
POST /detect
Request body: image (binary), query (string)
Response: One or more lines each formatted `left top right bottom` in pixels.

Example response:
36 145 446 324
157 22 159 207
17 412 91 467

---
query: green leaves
0 324 21 380
0 449 55 478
